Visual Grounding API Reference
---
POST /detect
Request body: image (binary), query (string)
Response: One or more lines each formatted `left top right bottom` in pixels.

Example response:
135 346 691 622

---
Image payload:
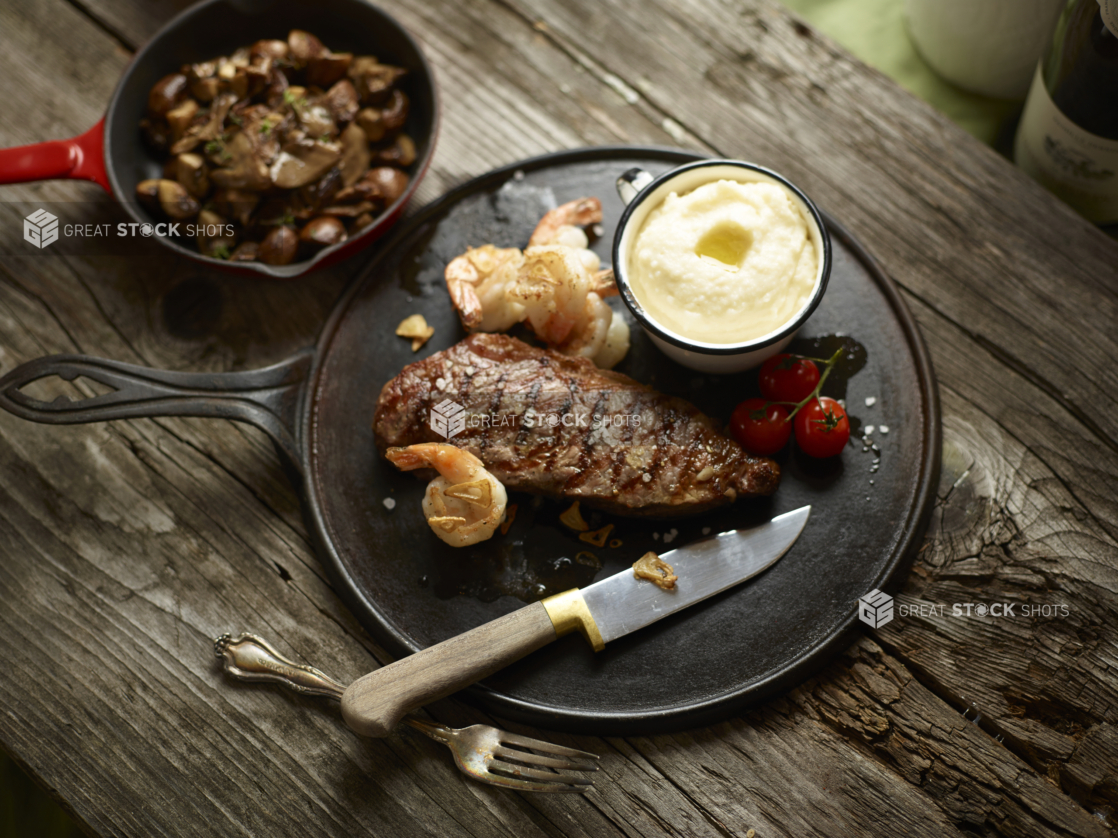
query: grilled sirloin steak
374 334 779 517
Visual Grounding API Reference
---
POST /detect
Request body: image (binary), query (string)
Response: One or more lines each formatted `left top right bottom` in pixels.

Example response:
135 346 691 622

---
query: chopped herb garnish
204 139 223 155
266 211 296 226
282 89 307 108
228 113 242 126
211 244 231 260
260 118 273 135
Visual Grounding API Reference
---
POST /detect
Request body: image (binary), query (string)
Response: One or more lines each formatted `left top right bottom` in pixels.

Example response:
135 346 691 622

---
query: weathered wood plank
2 0 1117 835
0 0 691 835
879 292 1118 824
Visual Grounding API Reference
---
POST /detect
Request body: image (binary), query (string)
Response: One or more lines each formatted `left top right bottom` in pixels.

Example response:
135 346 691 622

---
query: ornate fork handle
213 632 595 792
214 633 347 700
214 633 454 743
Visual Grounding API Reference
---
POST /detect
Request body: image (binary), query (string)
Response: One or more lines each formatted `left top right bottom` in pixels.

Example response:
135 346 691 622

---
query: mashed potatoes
628 179 818 344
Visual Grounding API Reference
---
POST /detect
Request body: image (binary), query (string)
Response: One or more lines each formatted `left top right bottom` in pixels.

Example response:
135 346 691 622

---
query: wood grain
0 0 1116 835
342 603 557 738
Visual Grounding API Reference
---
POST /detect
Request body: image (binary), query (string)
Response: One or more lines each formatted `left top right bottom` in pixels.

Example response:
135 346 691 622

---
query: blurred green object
782 0 1021 145
1 749 82 838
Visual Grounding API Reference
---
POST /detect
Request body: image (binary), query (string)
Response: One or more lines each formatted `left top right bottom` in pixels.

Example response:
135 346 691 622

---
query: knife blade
340 505 810 737
582 505 811 643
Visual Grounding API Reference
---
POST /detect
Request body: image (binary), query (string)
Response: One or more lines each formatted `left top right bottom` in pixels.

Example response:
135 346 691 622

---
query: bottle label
1014 66 1118 224
1099 0 1118 35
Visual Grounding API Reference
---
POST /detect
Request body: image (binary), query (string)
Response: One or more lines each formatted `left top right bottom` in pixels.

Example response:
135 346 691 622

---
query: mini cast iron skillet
0 0 438 278
0 147 941 735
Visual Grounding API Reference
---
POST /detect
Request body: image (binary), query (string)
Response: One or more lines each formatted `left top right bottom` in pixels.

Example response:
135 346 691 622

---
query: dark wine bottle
1014 0 1118 225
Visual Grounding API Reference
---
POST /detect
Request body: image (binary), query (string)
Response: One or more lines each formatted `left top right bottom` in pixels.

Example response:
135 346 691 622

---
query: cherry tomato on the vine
758 354 820 404
794 397 850 458
730 398 791 456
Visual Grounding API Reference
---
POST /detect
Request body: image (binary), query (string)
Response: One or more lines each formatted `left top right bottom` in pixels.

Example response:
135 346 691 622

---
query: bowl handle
0 349 313 471
0 119 110 193
616 167 654 207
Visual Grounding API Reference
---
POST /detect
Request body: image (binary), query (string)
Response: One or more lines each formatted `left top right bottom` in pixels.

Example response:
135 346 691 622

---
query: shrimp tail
591 268 618 297
529 197 603 246
385 446 430 471
444 254 485 331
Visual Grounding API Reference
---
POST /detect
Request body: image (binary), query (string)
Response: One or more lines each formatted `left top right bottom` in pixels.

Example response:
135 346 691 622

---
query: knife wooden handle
340 601 558 737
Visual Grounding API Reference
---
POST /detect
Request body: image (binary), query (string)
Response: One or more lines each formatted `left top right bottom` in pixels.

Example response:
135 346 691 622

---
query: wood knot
163 276 223 339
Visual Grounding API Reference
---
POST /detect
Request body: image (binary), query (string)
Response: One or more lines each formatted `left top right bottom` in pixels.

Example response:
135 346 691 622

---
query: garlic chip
559 501 590 532
633 552 678 590
396 314 435 351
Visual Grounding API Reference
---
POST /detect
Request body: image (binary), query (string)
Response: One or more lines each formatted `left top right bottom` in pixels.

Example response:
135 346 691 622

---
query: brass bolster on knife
542 588 605 652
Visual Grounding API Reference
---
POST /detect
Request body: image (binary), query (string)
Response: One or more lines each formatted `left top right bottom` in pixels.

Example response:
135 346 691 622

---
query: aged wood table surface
2 0 1117 835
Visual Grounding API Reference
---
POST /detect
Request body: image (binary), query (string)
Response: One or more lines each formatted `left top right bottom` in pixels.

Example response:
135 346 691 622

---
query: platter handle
0 350 313 469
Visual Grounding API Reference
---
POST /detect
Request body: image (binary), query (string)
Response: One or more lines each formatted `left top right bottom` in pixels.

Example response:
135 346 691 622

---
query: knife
341 505 810 736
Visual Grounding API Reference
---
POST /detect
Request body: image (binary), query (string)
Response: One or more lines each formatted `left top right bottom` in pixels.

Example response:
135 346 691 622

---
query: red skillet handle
0 118 110 193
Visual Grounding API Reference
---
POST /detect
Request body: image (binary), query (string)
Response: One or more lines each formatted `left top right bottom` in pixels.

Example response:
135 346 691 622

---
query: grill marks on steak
374 334 780 517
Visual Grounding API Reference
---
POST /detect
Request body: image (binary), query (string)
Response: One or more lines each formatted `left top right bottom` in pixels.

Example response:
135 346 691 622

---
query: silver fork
213 633 598 793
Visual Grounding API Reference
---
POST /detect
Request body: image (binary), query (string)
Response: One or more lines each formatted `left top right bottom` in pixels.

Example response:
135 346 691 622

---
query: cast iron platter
0 147 941 734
